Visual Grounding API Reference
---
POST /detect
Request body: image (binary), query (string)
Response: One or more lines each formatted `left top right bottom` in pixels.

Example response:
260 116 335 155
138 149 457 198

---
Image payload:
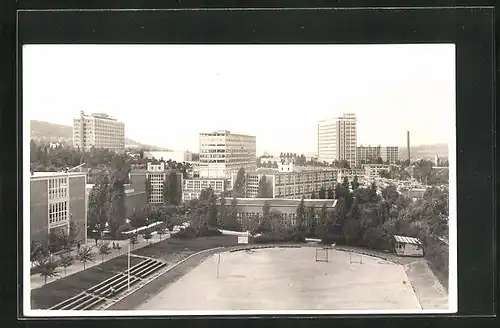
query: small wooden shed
393 235 424 257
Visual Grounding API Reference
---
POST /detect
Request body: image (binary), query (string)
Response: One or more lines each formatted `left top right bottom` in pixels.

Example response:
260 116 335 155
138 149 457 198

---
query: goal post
349 251 363 264
315 248 329 262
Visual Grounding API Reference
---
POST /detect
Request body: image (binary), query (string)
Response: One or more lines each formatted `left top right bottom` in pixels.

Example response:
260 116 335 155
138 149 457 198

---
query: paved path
30 233 172 290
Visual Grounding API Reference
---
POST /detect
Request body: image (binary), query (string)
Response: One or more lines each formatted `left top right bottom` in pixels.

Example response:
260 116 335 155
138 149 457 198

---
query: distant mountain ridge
30 120 165 150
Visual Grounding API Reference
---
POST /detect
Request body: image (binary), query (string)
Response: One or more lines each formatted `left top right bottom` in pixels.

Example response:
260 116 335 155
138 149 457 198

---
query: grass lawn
32 235 238 310
31 255 144 310
133 235 239 263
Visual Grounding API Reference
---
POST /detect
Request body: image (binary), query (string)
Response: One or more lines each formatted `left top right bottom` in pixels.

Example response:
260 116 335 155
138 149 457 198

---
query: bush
252 231 306 244
172 226 198 239
197 226 222 237
359 227 392 251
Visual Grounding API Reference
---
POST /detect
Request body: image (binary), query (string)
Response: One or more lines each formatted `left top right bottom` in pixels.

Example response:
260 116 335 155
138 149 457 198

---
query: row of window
48 201 68 225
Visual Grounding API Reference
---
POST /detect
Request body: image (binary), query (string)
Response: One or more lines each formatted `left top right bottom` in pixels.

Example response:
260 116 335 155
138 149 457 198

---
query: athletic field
137 247 423 311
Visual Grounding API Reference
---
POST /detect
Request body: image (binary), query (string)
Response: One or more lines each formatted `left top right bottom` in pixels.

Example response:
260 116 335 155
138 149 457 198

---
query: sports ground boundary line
105 243 430 310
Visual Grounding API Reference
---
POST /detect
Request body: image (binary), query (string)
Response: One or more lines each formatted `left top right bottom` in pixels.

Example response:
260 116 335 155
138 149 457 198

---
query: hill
30 120 164 150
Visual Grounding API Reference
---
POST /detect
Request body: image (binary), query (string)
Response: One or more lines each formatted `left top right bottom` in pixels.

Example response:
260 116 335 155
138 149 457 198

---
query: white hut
393 235 424 257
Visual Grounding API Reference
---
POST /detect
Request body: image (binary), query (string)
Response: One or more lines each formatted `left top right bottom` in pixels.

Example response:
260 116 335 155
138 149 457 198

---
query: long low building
30 172 87 244
217 198 337 228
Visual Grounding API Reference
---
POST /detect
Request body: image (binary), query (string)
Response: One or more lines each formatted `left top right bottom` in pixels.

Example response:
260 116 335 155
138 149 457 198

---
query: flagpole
128 242 131 291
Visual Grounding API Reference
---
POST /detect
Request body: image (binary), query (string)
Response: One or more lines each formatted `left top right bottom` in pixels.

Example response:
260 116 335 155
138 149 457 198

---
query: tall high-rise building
199 130 256 179
73 111 125 151
317 113 357 168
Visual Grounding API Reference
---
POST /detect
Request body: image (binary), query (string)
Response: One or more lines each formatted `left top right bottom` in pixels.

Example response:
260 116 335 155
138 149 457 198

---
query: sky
23 44 455 155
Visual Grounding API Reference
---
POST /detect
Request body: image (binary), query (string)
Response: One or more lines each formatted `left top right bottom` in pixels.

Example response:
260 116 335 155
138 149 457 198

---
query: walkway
30 232 174 290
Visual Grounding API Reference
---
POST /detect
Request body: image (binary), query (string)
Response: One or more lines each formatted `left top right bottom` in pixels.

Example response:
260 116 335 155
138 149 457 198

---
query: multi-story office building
357 145 381 164
318 113 357 168
234 164 339 199
143 151 193 163
73 111 125 151
216 198 337 229
30 172 87 244
129 162 183 204
380 146 399 164
199 130 256 179
182 178 228 202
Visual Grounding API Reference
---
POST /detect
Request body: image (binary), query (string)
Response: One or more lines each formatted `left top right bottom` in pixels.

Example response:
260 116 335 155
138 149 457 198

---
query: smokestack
407 131 410 163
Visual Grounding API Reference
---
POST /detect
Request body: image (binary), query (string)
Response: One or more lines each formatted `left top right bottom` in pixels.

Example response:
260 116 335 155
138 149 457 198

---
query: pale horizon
24 44 455 155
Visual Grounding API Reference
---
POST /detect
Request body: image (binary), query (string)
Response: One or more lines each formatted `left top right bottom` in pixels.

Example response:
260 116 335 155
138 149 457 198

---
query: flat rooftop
30 171 86 179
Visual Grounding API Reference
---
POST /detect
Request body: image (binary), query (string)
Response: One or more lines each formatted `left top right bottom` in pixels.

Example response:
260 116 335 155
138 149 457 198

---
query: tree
107 175 126 237
369 182 379 202
77 245 95 270
379 170 391 179
327 187 334 199
164 171 181 205
157 224 168 241
143 230 153 245
351 176 360 190
48 229 69 253
145 176 152 201
35 255 59 284
381 184 399 205
295 197 306 233
375 157 384 164
59 252 75 276
30 242 46 264
98 242 111 262
217 194 227 227
257 175 271 198
342 176 350 189
88 174 110 236
68 221 80 249
338 160 350 169
318 187 326 199
413 160 434 184
318 204 328 236
308 205 316 236
311 191 317 199
233 168 246 197
257 200 273 233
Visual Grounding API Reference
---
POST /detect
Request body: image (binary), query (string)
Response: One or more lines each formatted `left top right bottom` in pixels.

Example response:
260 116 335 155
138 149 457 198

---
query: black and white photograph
24 43 456 315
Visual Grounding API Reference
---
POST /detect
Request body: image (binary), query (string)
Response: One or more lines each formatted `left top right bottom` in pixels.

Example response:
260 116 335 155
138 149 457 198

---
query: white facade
143 151 193 163
182 178 227 201
199 130 256 179
363 164 391 180
73 111 125 151
318 113 357 168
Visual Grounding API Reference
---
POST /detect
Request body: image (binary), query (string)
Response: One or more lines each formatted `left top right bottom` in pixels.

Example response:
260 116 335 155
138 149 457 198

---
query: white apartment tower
199 130 257 179
73 111 125 152
318 113 357 168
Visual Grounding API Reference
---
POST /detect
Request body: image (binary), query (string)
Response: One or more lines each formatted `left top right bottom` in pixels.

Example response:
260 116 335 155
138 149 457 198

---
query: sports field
137 247 422 311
